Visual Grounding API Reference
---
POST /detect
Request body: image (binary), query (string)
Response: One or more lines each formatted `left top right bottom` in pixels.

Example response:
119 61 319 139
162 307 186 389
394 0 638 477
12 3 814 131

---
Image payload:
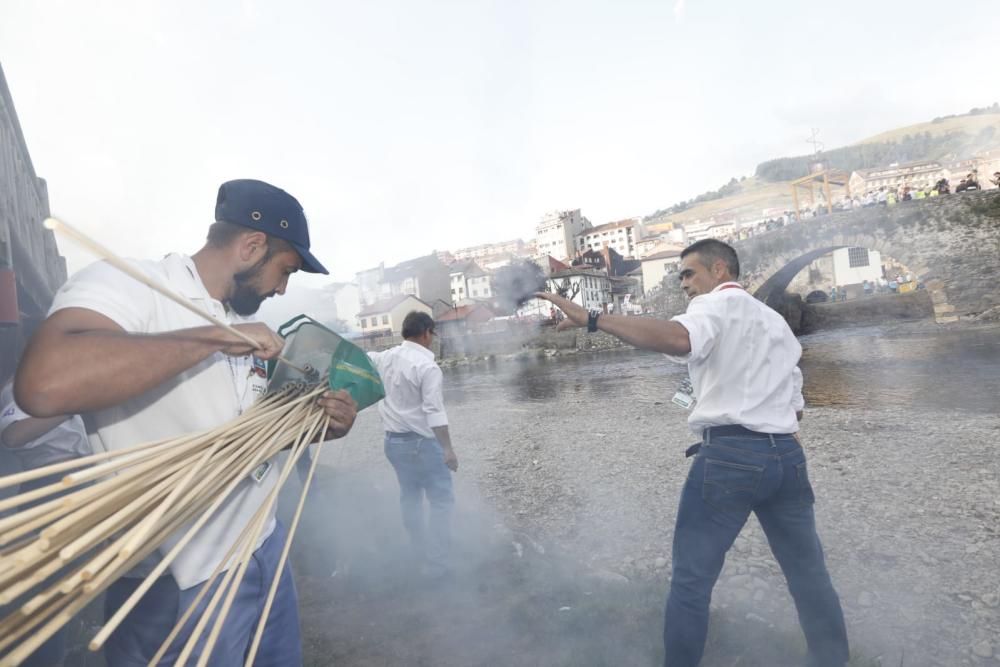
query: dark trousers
384 432 454 575
663 428 849 667
103 521 301 667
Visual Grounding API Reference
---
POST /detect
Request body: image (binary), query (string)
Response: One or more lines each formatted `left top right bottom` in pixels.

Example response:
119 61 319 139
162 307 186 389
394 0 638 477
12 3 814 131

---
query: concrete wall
801 290 933 333
1 63 68 373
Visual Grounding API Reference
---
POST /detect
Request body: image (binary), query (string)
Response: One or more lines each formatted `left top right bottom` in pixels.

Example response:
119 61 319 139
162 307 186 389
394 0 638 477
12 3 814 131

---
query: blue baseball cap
215 179 329 274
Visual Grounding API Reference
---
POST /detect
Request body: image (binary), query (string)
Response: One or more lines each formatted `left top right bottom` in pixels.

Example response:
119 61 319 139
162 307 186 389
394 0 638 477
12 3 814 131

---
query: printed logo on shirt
2 407 14 418
251 356 268 378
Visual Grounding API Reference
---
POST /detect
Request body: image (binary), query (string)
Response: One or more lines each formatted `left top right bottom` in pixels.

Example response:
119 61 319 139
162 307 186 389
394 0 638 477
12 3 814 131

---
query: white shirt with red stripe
665 281 804 435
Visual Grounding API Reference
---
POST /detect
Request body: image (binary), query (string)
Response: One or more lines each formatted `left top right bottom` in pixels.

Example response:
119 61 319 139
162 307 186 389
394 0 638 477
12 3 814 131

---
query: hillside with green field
645 107 1000 232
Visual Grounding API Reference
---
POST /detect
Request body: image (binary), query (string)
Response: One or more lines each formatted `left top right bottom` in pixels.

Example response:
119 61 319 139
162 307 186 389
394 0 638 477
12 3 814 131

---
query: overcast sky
2 0 996 289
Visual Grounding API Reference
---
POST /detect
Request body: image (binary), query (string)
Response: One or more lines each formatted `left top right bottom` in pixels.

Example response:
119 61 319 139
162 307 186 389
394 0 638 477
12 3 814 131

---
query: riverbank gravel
323 328 999 666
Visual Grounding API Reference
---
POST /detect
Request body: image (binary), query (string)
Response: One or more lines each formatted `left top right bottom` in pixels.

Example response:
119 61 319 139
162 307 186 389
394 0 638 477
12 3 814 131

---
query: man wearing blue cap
16 179 355 666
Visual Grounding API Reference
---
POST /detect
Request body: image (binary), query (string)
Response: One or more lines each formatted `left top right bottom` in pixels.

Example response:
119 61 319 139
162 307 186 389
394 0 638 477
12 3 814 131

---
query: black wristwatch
587 309 601 333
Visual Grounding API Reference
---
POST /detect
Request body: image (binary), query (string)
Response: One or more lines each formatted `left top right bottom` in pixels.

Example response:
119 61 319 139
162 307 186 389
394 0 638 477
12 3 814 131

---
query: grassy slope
856 112 1000 144
646 113 1000 233
647 178 804 233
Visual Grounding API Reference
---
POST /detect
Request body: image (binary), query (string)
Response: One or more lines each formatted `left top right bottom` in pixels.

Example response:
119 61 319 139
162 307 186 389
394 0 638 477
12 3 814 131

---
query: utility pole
807 127 824 155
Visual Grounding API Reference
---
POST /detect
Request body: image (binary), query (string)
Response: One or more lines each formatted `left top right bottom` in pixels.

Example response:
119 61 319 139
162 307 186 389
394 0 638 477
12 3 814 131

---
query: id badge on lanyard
672 377 696 410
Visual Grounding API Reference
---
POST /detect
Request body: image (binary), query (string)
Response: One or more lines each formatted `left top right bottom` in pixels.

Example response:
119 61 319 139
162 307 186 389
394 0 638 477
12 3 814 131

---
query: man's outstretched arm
535 292 692 356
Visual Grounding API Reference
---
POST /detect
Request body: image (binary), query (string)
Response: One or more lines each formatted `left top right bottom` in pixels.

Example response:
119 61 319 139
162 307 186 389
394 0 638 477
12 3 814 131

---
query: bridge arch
732 191 1000 323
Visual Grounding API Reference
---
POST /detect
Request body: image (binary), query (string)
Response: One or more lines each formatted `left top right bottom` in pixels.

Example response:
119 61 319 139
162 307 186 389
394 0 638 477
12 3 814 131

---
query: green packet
268 314 385 411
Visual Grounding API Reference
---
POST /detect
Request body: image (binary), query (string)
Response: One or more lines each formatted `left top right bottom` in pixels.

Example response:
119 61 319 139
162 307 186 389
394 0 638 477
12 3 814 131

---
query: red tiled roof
357 294 430 317
436 304 494 322
642 249 683 261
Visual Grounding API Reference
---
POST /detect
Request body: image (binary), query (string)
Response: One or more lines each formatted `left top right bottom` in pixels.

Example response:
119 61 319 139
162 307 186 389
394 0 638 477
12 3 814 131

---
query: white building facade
576 219 641 258
449 261 493 303
544 268 611 312
640 249 683 295
832 247 882 286
535 209 592 261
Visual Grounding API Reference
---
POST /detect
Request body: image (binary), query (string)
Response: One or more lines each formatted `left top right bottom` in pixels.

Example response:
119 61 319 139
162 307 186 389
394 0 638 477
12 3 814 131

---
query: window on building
848 247 870 268
382 315 389 325
360 318 367 328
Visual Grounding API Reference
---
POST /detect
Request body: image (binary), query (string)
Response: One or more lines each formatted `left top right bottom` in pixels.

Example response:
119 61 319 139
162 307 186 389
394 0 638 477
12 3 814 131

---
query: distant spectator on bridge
990 172 1000 189
956 173 981 192
863 280 873 297
829 285 838 302
935 178 951 195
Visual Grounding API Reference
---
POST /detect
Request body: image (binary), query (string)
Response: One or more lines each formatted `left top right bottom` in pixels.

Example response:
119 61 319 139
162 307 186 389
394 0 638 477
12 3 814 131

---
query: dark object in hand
494 261 547 310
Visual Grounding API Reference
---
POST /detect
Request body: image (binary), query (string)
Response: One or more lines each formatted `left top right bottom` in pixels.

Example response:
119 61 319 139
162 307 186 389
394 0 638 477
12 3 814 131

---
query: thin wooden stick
198 412 326 666
244 419 330 666
35 456 189 551
0 435 176 492
142 517 255 666
0 552 63 605
44 216 311 375
187 507 273 667
164 407 324 666
0 478 75 515
118 448 213 560
0 495 72 549
0 382 290 495
0 584 89 666
0 584 78 657
57 467 188 563
0 384 330 662
88 398 322 649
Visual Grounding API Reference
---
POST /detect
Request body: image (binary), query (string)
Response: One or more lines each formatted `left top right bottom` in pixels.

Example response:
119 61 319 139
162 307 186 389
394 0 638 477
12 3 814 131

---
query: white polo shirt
368 341 448 438
1 382 91 470
49 253 273 589
665 282 804 435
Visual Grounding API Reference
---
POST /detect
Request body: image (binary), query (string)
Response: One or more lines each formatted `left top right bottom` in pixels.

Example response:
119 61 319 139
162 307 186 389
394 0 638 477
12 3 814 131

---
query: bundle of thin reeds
0 380 333 667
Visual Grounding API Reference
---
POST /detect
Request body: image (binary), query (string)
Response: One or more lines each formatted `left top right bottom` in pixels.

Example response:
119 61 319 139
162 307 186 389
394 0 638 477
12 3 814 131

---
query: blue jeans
103 521 301 667
384 432 454 575
664 428 849 667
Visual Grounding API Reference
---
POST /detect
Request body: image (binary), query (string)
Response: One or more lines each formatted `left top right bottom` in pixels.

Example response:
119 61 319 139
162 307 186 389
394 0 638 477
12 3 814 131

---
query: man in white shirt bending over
368 311 457 579
15 179 358 667
537 239 848 667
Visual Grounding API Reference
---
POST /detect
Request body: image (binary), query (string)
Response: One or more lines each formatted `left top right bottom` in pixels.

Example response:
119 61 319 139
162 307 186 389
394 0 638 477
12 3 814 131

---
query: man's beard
229 256 274 316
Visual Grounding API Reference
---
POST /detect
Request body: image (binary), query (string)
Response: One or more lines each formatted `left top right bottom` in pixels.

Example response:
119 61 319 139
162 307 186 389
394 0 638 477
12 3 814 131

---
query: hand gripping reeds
0 382 339 667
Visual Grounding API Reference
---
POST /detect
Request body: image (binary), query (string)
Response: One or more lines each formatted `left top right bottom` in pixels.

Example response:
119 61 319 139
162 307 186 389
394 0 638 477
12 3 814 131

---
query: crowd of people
827 272 917 302
691 168 998 250
842 169 997 210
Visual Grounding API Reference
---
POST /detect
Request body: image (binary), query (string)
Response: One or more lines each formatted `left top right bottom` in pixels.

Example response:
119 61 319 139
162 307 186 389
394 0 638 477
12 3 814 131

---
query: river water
442 322 1000 415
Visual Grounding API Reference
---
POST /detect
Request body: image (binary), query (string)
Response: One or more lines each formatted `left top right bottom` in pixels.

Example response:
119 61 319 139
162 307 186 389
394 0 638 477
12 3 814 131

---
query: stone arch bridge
732 191 1000 323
